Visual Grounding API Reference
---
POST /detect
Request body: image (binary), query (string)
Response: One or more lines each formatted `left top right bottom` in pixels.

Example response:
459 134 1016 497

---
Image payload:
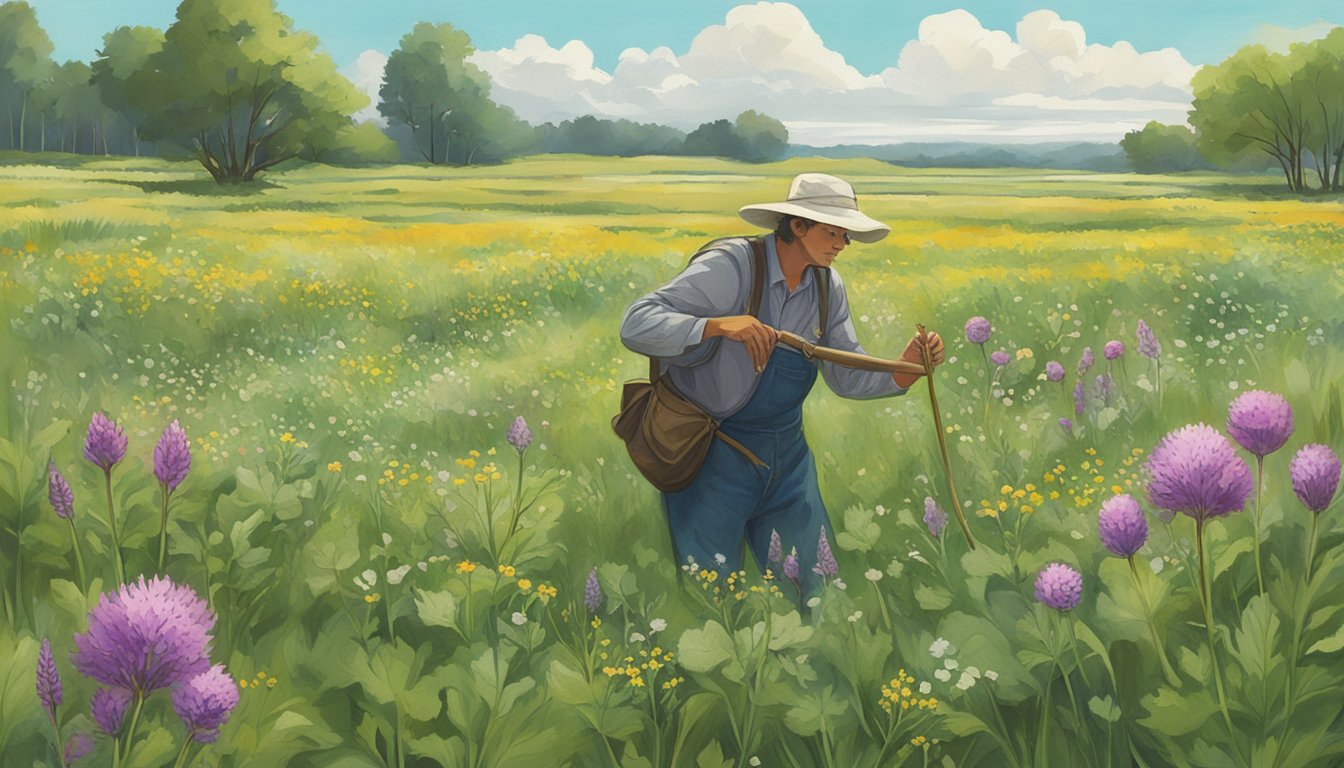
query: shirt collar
765 234 813 292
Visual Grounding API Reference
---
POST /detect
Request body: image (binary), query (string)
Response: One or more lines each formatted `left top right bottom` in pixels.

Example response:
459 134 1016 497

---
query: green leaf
836 504 880 552
1139 686 1216 736
1088 695 1122 723
915 584 953 611
1231 594 1281 681
272 711 312 731
677 620 735 674
496 678 535 716
414 588 458 628
407 734 465 767
960 547 1013 579
400 664 448 721
0 634 40 752
696 738 734 768
1306 625 1344 655
766 609 813 651
783 685 848 736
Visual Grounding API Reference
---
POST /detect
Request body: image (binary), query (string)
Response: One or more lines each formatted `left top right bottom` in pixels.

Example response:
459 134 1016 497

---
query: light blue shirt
620 234 906 419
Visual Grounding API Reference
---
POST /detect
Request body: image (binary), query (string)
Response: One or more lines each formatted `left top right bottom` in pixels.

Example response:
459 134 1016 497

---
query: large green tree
734 110 789 163
130 0 367 182
90 26 164 157
1119 121 1210 173
379 22 531 165
1190 30 1344 192
0 1 55 151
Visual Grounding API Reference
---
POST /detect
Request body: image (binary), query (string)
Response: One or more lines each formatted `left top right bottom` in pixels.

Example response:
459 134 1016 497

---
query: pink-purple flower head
1291 444 1341 514
924 496 947 538
990 350 1011 366
965 316 992 345
1073 380 1087 416
64 732 93 764
1034 563 1083 611
1059 417 1074 435
72 575 215 695
172 664 239 744
83 412 127 471
37 638 62 714
1045 361 1065 382
48 462 74 520
1226 390 1294 458
91 688 131 735
1078 347 1095 375
1104 340 1125 360
1098 494 1148 558
584 567 602 613
813 527 838 578
153 420 191 491
506 416 532 453
1145 424 1254 524
782 547 800 582
1136 320 1161 360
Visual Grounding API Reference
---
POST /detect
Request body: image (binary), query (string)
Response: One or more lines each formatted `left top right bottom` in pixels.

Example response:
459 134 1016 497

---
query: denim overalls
661 344 832 596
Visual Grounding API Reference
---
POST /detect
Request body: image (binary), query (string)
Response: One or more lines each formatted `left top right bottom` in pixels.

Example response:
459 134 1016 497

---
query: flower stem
66 517 87 592
119 692 146 765
158 484 171 572
105 468 126 585
1128 556 1180 687
1196 519 1238 752
171 736 195 768
1064 615 1094 690
1252 457 1265 598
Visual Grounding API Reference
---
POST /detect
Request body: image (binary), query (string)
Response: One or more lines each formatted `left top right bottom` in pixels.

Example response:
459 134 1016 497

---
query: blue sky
24 1 1343 144
28 0 1340 71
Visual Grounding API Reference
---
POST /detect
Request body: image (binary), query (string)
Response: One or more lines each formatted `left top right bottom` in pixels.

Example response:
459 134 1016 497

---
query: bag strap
811 265 830 339
649 236 766 380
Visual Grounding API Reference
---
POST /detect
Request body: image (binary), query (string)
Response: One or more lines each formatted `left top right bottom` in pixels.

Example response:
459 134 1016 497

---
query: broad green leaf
414 588 458 628
0 635 40 750
1088 695 1122 723
696 738 734 768
123 724 177 768
496 677 535 715
1139 686 1216 736
915 584 953 611
836 504 880 552
783 685 848 736
1231 594 1281 681
767 609 813 651
1306 625 1344 655
272 711 313 731
407 734 465 767
960 547 1013 579
677 620 735 674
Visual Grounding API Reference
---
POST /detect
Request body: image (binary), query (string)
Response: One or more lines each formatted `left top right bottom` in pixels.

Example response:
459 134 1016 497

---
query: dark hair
774 215 815 244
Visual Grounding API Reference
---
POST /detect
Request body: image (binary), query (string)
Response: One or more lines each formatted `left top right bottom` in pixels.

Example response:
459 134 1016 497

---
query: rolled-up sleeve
620 249 745 367
818 271 907 399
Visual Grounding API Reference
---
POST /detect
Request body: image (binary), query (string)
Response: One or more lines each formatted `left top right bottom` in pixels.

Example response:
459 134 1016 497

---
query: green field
2 155 1342 767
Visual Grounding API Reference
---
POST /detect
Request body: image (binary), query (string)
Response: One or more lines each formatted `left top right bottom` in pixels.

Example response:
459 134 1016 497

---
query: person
619 172 944 595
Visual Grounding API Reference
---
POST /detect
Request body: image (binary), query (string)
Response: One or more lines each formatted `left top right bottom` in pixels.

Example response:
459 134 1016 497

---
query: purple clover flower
1034 563 1083 611
1098 494 1148 557
923 496 947 538
1290 444 1341 513
1136 320 1161 360
64 732 93 764
1060 417 1073 435
584 567 602 613
153 420 191 491
172 664 239 744
82 412 127 471
91 688 131 735
1073 380 1087 416
72 575 215 694
990 350 1011 366
506 416 533 453
48 462 74 520
768 529 782 564
965 316 991 345
37 638 62 714
1078 347 1095 376
812 528 838 578
782 547 800 582
1095 373 1114 406
1226 390 1294 458
1045 361 1065 382
1145 424 1254 523
1104 340 1125 360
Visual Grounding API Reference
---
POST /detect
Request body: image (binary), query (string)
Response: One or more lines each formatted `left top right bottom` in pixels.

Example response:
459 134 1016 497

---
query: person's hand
893 331 944 388
705 315 777 373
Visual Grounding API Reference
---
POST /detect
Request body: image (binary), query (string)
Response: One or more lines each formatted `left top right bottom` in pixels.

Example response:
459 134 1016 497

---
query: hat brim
739 202 890 243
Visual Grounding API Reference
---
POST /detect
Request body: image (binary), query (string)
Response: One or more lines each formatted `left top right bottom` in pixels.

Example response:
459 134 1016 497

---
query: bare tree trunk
428 103 436 164
134 126 140 157
19 91 28 152
39 111 45 152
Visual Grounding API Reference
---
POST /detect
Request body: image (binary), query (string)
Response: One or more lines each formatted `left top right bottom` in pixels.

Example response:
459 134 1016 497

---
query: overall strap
811 265 831 339
649 236 766 380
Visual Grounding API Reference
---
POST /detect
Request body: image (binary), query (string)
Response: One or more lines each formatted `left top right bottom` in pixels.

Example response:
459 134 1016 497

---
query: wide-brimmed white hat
739 173 890 243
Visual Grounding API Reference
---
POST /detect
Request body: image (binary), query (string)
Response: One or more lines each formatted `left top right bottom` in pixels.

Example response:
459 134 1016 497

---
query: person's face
793 219 851 267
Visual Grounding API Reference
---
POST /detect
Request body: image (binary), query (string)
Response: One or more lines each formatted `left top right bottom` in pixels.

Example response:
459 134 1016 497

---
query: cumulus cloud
343 49 389 125
1249 21 1340 54
404 3 1205 144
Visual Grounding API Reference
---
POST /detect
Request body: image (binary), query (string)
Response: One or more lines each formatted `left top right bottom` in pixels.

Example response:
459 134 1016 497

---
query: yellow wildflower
327 461 342 472
457 560 477 574
280 432 295 444
517 579 532 592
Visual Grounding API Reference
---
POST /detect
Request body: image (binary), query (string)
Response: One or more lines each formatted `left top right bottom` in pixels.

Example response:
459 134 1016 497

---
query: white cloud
343 49 388 125
395 4 1204 144
1248 21 1339 54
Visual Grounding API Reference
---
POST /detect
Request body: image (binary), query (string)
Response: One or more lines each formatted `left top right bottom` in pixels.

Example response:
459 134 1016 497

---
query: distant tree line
1121 28 1344 192
0 0 788 183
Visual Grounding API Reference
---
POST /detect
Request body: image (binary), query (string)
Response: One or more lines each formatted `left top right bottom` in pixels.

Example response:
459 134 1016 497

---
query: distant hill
788 141 1127 171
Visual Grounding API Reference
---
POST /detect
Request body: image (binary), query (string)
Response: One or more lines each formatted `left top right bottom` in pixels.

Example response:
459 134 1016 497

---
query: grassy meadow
1 154 1343 767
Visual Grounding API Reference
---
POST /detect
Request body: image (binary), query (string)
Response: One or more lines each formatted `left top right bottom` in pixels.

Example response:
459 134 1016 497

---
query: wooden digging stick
917 323 975 550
